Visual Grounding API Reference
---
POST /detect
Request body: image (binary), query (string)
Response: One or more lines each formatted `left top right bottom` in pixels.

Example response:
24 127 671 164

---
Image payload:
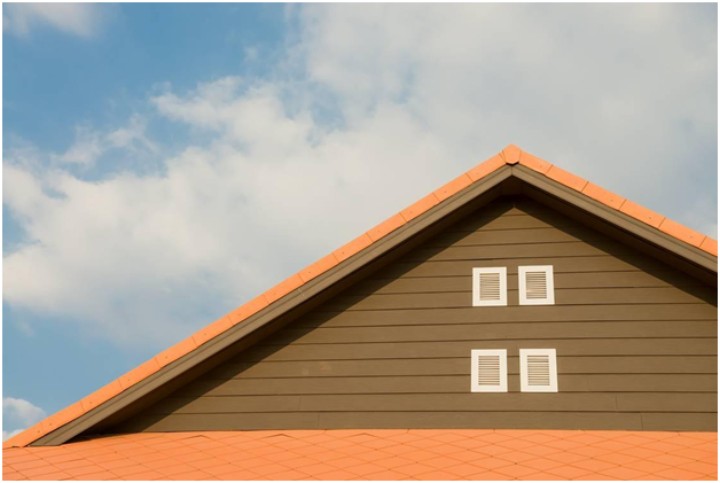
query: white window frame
472 267 507 306
470 349 508 393
518 265 555 305
519 348 558 392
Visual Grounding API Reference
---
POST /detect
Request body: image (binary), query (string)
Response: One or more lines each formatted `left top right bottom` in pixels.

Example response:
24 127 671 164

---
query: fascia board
512 165 717 273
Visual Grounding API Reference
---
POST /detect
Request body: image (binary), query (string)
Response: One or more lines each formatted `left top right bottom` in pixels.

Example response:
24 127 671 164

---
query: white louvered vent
519 265 555 305
525 271 548 300
472 267 507 306
471 349 507 392
520 349 558 392
477 355 501 386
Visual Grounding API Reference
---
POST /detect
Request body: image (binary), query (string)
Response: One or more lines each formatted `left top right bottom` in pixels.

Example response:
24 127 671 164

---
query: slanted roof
4 429 718 480
5 144 717 449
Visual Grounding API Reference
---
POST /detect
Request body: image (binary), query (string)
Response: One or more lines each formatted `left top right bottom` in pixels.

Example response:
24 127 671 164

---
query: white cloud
51 117 156 167
4 3 106 38
2 396 45 441
3 397 46 438
52 127 103 166
106 115 157 153
4 4 716 350
295 4 716 230
4 83 455 347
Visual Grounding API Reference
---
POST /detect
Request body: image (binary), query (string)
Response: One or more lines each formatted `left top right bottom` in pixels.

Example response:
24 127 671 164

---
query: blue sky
3 3 717 439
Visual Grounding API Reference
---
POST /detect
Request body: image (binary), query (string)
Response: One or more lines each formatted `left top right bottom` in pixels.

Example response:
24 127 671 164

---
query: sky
2 3 717 440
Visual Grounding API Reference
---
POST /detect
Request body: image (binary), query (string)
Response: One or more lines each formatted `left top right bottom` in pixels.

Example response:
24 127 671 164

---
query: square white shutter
470 349 507 392
519 265 555 305
520 349 558 392
472 267 507 306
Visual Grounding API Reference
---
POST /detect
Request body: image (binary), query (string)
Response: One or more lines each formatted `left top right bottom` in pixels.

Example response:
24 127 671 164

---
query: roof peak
5 145 716 448
501 144 522 164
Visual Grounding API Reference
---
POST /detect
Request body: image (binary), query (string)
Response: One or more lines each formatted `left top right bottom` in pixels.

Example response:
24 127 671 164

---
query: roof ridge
5 145 716 449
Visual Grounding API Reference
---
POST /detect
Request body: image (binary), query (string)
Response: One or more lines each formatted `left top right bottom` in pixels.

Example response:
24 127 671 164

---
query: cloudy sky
3 3 717 439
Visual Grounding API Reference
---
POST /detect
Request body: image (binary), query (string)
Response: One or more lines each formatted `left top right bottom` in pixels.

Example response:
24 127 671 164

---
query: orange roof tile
3 429 717 480
5 144 716 450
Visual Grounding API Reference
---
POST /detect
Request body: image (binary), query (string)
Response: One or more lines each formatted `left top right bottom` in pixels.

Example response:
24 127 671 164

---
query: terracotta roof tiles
4 429 717 480
4 144 716 451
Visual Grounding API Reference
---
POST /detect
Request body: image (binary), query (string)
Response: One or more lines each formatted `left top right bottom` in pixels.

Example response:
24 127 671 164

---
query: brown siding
114 198 717 433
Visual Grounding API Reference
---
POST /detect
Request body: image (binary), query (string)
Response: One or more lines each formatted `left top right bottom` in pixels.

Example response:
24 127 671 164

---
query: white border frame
472 267 507 306
520 348 558 392
518 265 555 305
470 349 508 392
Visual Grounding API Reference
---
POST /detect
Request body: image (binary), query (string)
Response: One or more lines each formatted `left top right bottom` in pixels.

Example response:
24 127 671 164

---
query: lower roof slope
5 144 717 448
4 429 717 480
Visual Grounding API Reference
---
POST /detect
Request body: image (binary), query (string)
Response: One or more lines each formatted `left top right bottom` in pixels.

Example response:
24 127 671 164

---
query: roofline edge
513 166 717 273
7 144 716 449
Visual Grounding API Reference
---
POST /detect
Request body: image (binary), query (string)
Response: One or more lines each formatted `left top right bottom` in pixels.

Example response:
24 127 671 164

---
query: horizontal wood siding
116 198 717 433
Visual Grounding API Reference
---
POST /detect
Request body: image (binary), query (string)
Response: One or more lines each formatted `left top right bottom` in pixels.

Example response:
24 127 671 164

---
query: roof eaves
513 150 717 258
512 165 717 273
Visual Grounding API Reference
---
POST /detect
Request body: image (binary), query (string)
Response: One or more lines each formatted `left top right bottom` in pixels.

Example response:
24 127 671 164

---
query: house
4 145 717 480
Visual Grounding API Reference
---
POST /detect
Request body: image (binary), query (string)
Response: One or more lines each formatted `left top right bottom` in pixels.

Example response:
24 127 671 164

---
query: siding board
267 322 715 345
242 339 716 361
151 393 624 414
120 411 651 433
113 197 717 433
301 305 716 327
411 241 610 261
450 212 576 232
175 375 716 397
617 393 717 412
429 226 603 247
211 356 717 379
323 288 708 311
640 413 718 431
119 410 716 433
380 258 678 278
350 271 705 295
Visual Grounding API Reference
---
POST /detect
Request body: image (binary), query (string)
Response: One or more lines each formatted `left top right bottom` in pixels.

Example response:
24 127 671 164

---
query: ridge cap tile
433 172 473 202
226 294 269 325
191 314 233 346
154 335 198 368
466 153 506 181
619 198 666 228
81 380 123 412
518 148 553 173
333 232 373 262
118 357 161 390
262 273 304 304
366 213 406 242
545 164 589 192
36 401 86 438
501 144 521 164
299 252 340 283
659 217 706 247
700 236 718 256
581 181 625 210
400 192 440 222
